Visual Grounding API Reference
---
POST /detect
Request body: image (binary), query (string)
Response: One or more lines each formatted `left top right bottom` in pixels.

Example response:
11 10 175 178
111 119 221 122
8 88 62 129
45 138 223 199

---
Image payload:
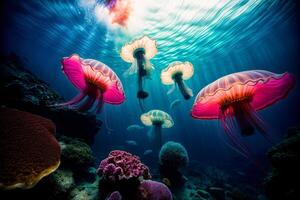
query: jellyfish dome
120 36 157 100
161 61 194 99
191 70 295 159
60 54 125 112
141 110 173 149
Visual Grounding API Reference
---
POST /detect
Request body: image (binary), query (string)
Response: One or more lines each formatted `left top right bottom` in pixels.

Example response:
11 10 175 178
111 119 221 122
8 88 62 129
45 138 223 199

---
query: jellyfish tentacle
76 87 98 112
136 49 149 99
173 73 193 100
96 90 104 114
123 59 138 77
153 122 163 150
167 84 176 95
53 92 86 107
220 111 254 161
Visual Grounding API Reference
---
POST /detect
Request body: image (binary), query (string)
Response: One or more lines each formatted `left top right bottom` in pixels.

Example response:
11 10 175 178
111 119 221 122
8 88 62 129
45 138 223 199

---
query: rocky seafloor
0 53 299 200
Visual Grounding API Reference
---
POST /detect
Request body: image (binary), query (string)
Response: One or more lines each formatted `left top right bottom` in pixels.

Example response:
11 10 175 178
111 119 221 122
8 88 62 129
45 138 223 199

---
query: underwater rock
265 126 300 200
0 107 60 190
159 141 189 189
0 53 101 144
60 136 95 171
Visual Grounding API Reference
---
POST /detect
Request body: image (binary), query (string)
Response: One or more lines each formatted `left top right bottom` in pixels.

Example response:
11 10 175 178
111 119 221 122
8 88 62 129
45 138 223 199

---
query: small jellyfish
140 110 174 150
59 54 125 113
191 70 295 159
161 61 194 100
120 36 157 101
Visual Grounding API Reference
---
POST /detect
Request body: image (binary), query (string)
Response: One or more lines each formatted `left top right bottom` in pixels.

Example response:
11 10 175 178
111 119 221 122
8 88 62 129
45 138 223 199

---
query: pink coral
97 150 151 182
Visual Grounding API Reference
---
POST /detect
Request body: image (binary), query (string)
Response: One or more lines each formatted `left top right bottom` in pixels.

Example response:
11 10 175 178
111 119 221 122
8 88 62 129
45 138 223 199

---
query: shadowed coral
0 107 60 190
159 141 189 190
60 136 95 169
159 141 189 169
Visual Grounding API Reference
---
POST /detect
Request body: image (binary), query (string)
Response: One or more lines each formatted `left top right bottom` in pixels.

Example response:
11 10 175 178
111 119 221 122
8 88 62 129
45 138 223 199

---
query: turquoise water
2 0 300 174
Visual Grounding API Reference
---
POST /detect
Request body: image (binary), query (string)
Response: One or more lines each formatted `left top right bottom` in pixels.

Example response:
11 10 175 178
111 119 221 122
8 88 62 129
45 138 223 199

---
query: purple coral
138 180 173 200
97 150 151 182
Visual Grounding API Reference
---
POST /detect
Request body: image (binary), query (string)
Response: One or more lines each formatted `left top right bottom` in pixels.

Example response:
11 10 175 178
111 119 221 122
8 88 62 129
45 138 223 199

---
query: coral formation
97 150 151 182
60 136 95 170
97 150 154 200
265 126 300 199
0 107 60 189
159 141 189 169
0 53 101 144
159 141 189 190
137 180 173 200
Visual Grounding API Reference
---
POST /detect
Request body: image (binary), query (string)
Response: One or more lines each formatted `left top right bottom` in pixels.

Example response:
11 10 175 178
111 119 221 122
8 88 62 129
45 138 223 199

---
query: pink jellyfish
59 54 125 113
191 70 295 158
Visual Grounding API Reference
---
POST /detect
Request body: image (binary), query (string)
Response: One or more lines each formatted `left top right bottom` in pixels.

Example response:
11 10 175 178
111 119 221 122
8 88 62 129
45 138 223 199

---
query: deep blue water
1 0 300 182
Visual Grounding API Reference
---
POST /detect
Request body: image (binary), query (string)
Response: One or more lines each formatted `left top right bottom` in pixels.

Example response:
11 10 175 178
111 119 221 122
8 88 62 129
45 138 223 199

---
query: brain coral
159 141 189 169
97 150 151 182
0 107 61 190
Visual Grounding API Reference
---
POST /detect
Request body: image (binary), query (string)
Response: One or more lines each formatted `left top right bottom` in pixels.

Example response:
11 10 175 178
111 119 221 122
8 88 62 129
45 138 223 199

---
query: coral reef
97 150 151 182
0 54 100 199
98 150 154 200
137 180 173 200
60 136 95 170
265 126 300 199
0 53 101 144
159 141 189 189
159 141 189 169
0 107 60 190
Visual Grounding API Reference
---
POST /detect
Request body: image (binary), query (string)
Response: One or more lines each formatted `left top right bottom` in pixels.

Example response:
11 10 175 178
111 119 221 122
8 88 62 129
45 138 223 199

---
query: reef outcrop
0 53 101 144
265 126 300 199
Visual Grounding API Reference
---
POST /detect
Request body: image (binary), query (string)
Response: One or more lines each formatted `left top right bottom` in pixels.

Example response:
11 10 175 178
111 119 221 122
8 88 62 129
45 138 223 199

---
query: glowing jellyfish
191 70 295 158
120 36 157 100
60 54 125 112
140 110 173 149
161 61 194 100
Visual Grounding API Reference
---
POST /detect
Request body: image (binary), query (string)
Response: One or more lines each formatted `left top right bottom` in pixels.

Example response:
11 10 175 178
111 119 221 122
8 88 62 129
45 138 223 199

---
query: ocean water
1 0 300 196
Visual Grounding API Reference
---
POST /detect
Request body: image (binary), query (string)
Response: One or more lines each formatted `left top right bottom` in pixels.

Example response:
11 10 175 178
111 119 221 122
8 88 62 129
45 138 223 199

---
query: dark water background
1 0 300 186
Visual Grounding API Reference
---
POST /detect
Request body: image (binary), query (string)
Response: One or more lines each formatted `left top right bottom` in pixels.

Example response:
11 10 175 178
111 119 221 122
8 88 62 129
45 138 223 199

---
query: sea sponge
159 141 189 169
0 107 61 190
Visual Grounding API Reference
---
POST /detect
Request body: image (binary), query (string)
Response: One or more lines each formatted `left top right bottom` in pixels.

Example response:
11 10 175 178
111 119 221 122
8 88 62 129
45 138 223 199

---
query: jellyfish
120 36 157 101
191 70 295 159
161 61 194 100
140 110 174 150
59 54 125 113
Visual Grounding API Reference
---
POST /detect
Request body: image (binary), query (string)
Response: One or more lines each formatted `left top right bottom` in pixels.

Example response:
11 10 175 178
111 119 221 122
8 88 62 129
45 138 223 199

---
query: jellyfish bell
140 110 173 150
161 61 194 100
191 70 295 159
59 54 125 113
120 36 157 100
